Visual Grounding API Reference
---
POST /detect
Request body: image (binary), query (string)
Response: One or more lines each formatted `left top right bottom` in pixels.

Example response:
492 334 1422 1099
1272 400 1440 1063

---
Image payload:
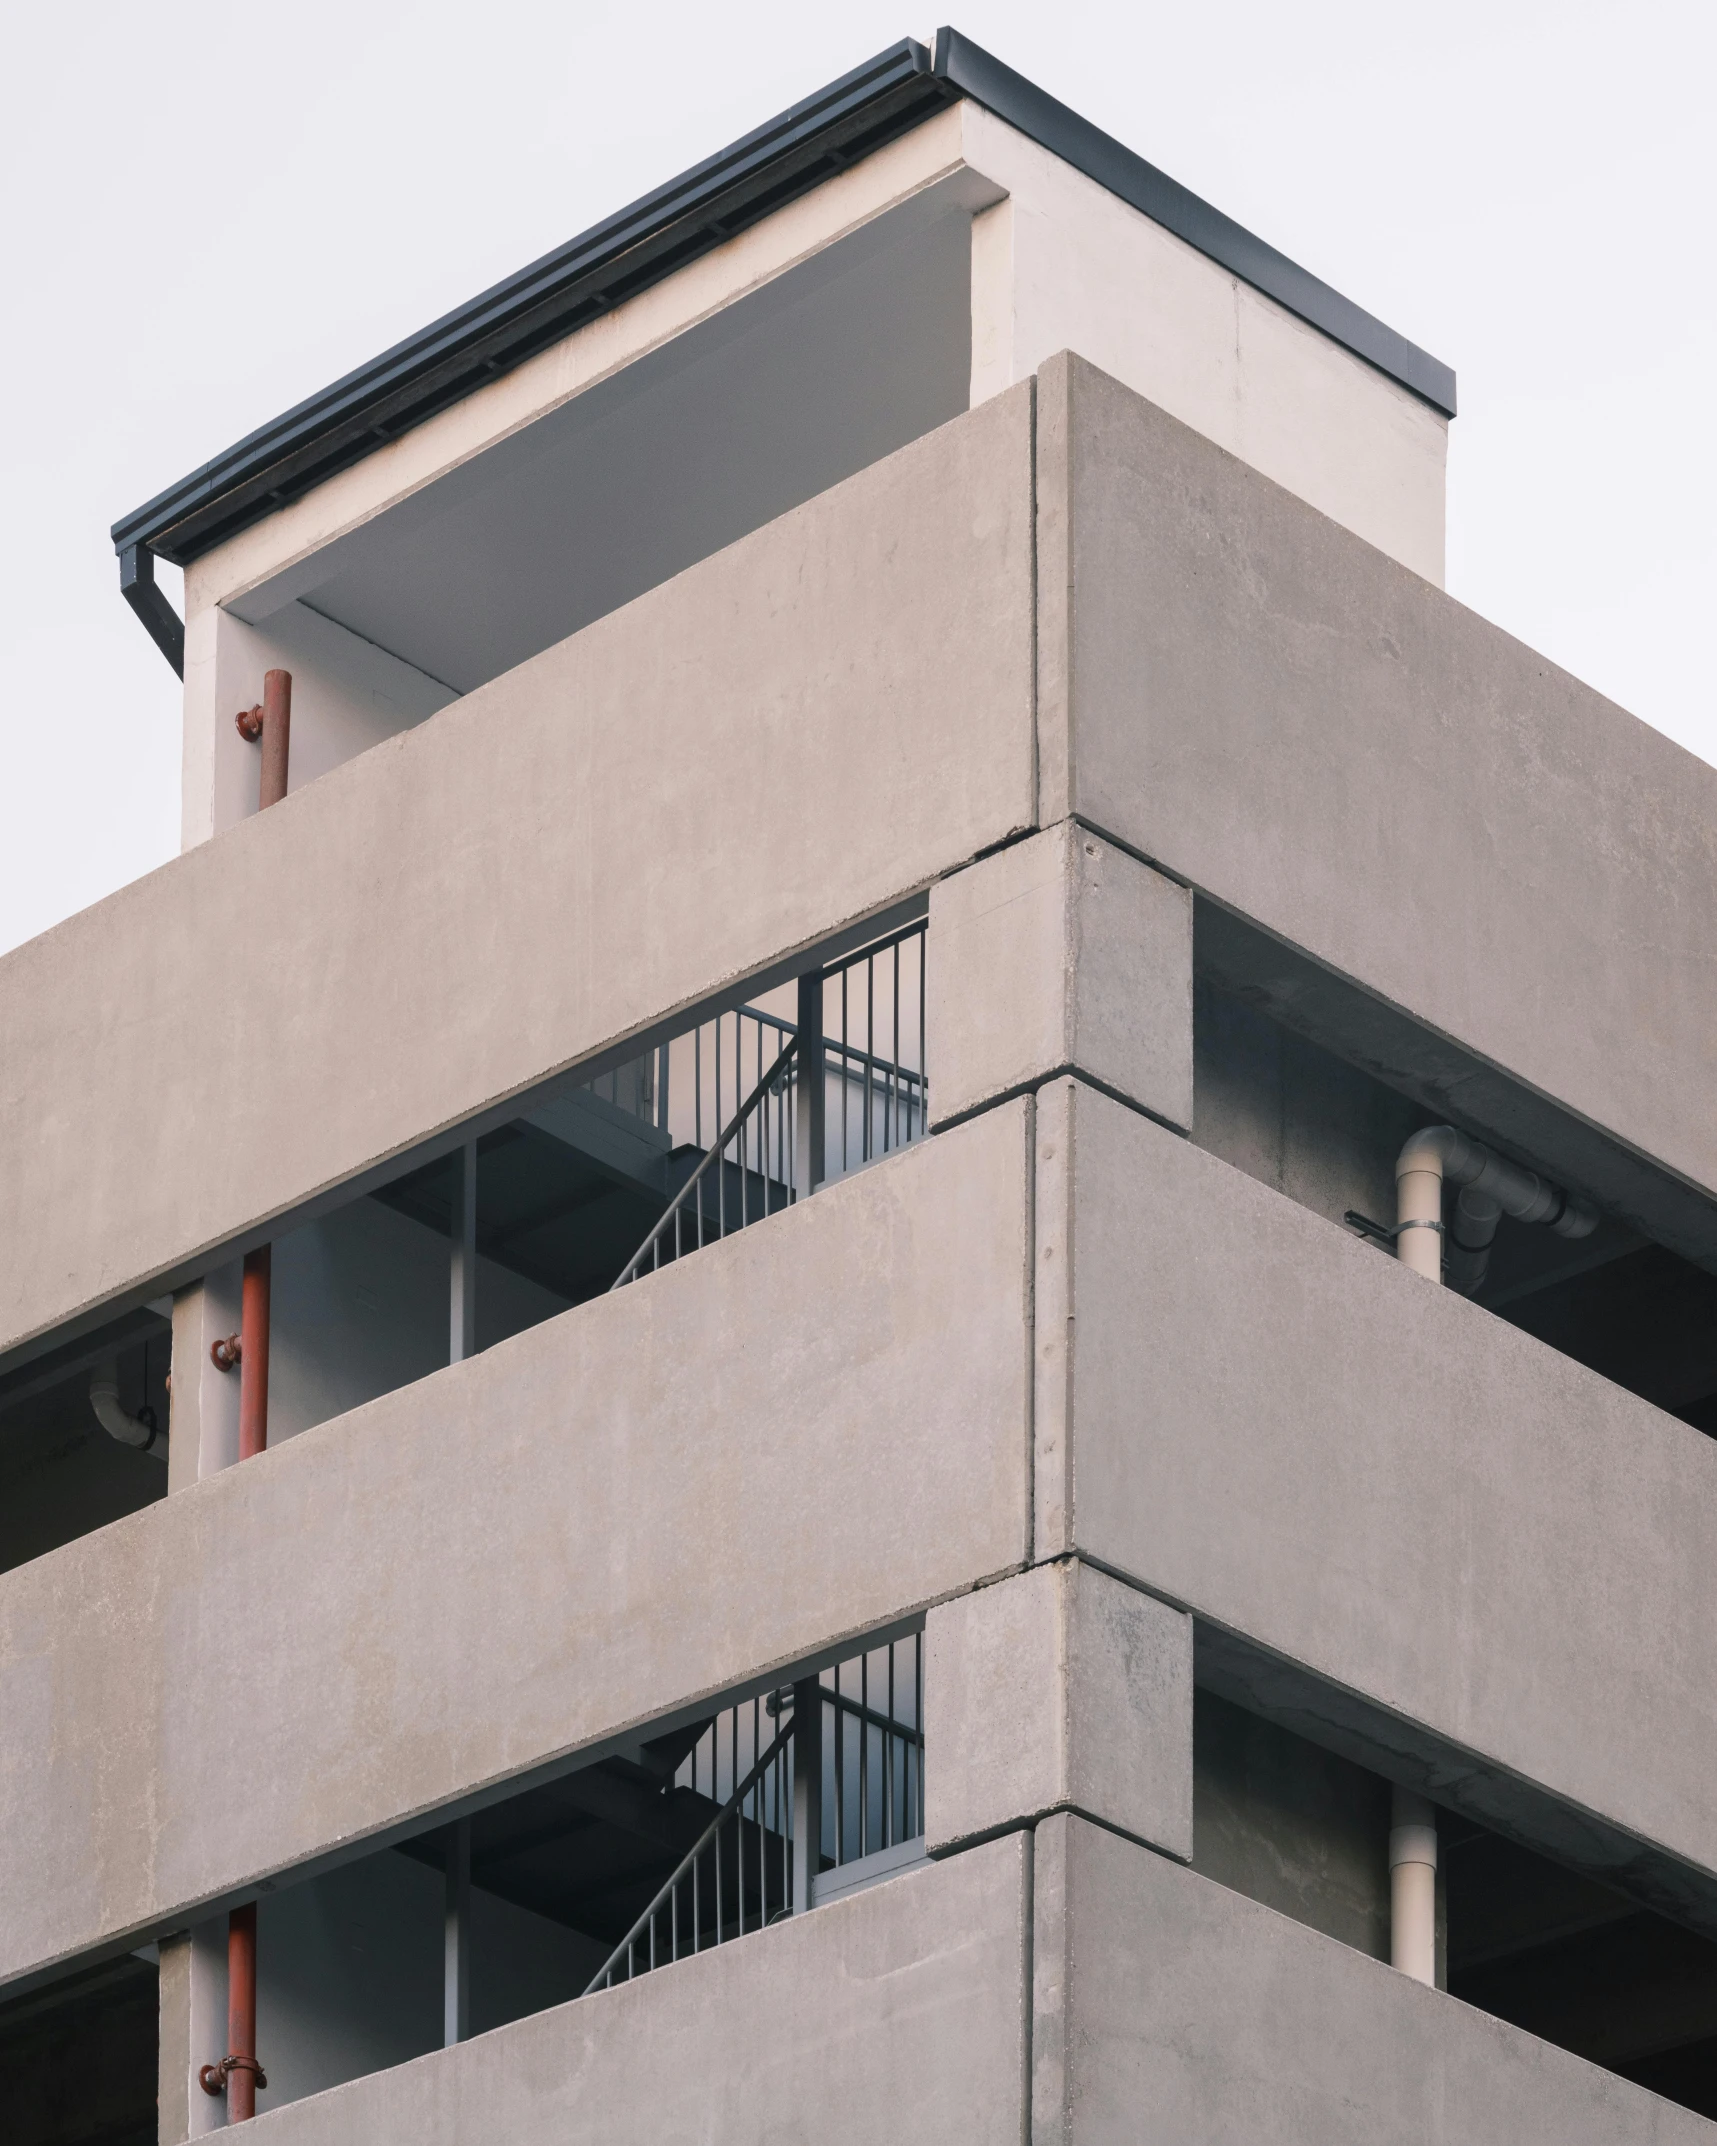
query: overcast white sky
1 2 1710 956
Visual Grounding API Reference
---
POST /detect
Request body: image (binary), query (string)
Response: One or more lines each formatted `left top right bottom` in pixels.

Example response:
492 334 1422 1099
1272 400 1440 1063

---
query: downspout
1389 1787 1438 1984
201 669 290 2122
1388 1128 1597 1981
117 544 185 679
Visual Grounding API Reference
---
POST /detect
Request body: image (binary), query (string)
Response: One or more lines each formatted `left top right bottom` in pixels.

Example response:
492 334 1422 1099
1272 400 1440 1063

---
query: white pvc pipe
1395 1126 1598 1292
89 1361 167 1461
1389 1785 1438 1983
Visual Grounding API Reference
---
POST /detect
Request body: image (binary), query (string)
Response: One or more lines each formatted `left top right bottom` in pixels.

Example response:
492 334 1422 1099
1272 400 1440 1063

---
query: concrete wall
1033 1814 1715 2144
925 1557 1193 1859
964 105 1446 583
0 1103 1030 1987
927 821 1193 1131
1038 354 1717 1218
1192 1687 1391 1964
239 1836 1026 2146
0 387 1034 1363
1192 974 1423 1236
1036 1079 1717 1900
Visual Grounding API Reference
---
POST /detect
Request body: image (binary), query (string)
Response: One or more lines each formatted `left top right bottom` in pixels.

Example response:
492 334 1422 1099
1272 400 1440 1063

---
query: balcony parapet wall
0 1106 1030 1989
0 384 1035 1363
237 1836 1028 2146
1039 353 1717 1250
1037 1080 1717 1913
1035 1815 1717 2145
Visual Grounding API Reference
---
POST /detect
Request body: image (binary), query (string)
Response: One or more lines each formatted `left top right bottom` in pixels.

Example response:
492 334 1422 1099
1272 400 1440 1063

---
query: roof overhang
112 27 1456 580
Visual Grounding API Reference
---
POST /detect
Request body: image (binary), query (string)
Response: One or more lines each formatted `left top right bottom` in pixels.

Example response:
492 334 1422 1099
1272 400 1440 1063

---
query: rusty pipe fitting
210 1333 242 1372
234 704 264 741
199 2053 268 2097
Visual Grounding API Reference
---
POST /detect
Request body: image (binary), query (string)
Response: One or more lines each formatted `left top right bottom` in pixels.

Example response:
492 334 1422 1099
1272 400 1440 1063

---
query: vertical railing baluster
889 946 900 1153
860 1651 870 1857
834 1660 845 1867
864 959 875 1162
916 1634 925 1836
840 968 850 1176
886 1643 896 1849
918 924 926 1138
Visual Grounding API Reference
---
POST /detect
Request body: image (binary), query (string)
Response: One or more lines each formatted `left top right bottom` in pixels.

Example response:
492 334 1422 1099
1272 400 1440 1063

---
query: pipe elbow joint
1396 1125 1468 1182
89 1366 166 1461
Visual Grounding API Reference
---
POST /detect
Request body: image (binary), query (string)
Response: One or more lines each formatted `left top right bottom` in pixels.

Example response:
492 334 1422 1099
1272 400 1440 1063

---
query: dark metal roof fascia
934 27 1455 418
110 39 954 568
110 26 1453 581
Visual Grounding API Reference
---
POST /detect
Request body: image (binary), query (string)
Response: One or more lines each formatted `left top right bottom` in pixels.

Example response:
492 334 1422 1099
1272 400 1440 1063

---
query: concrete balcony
0 384 1034 1363
9 355 1716 1371
0 1104 1030 1987
1035 1814 1716 2144
1041 353 1717 1255
239 1836 1028 2145
1038 1079 1717 1909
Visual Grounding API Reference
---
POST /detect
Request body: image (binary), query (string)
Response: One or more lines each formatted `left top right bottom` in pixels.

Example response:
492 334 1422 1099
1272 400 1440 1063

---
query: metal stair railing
610 1032 799 1288
608 915 928 1289
583 1713 797 1994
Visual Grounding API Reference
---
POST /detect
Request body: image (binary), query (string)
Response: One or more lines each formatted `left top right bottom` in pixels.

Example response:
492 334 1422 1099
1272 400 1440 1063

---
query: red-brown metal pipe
258 667 291 809
238 1246 271 1461
211 668 288 2118
227 1901 260 2118
198 1899 266 2111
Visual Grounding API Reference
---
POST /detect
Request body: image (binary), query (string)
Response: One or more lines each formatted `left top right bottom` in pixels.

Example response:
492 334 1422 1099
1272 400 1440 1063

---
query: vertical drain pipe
198 1901 266 2112
205 670 290 2119
449 1142 477 1369
1389 1787 1438 1984
237 668 293 810
226 1905 262 2118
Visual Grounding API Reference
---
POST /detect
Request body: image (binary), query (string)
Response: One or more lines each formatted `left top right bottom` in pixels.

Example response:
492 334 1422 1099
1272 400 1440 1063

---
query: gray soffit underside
111 27 1455 572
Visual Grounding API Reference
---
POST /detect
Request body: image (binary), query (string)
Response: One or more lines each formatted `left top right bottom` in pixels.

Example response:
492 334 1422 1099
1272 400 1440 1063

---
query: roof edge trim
112 27 1453 573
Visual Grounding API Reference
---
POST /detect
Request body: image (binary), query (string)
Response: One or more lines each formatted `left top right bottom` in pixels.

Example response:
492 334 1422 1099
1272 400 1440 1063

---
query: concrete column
157 1920 229 2138
923 1558 1193 1859
168 1267 243 1490
926 819 1192 1131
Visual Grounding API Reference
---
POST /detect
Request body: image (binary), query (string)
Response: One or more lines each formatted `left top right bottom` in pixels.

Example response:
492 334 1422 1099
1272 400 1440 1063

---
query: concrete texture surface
1037 352 1717 1209
0 1105 1031 1988
0 385 1034 1363
1032 1814 1715 2144
924 1558 1192 1859
927 819 1193 1130
1039 1079 1717 1897
1192 1687 1391 1963
239 1835 1027 2146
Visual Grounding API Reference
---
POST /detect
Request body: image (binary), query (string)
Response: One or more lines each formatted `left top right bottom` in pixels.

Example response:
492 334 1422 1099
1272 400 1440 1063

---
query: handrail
610 1033 799 1288
741 1001 924 1090
583 1714 797 1995
818 912 927 977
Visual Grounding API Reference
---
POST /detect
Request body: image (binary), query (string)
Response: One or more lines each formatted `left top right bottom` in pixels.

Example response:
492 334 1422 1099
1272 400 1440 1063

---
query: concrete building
4 26 1716 2143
